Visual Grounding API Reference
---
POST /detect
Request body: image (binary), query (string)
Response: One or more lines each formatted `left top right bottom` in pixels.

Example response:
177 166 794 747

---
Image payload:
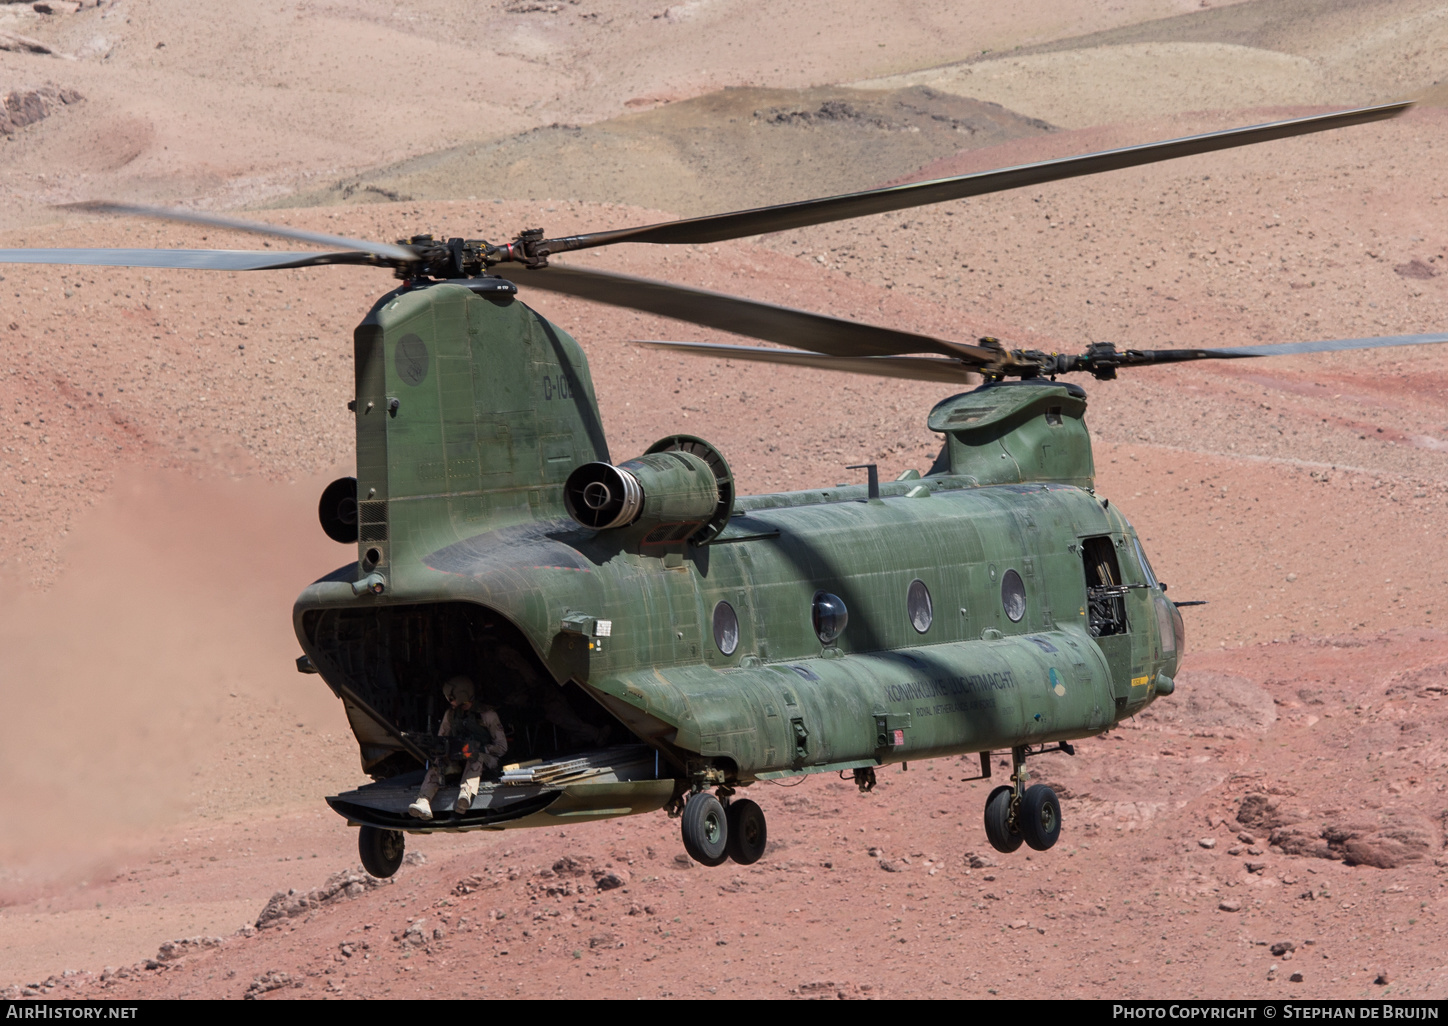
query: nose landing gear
1020 781 1062 851
982 743 1070 854
984 783 1023 853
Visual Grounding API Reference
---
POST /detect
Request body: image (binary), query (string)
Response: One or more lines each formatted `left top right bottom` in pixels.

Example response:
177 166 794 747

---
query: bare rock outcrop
1270 822 1337 860
528 854 631 896
1329 816 1438 869
0 84 82 135
1237 792 1439 868
1236 794 1310 832
1266 811 1438 868
243 971 300 1000
399 918 442 947
156 936 222 962
1383 662 1448 698
255 866 391 929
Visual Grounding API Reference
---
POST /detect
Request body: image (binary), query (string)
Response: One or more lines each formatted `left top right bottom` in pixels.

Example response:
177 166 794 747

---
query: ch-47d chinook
5 100 1445 878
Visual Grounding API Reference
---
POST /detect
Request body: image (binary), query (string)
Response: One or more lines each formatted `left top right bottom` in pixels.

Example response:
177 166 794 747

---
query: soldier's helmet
442 676 475 704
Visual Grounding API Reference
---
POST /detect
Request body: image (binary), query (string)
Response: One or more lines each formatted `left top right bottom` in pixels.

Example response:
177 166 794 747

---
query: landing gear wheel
681 792 729 866
358 825 405 878
1020 784 1062 851
983 784 1023 854
725 799 767 865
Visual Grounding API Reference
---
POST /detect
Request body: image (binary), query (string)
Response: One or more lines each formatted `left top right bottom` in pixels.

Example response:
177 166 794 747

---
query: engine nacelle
564 450 719 532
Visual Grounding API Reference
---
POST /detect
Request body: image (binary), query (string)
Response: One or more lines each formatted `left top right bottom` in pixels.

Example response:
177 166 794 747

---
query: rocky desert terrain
1 0 1446 1001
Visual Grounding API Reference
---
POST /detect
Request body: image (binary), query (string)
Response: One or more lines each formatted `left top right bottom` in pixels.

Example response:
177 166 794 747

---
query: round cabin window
812 591 848 645
1001 569 1026 623
907 579 933 633
713 601 740 656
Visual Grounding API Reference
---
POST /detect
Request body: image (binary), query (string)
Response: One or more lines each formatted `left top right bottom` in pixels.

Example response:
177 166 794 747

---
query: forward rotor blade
540 101 1410 253
635 340 975 384
521 263 994 362
0 248 391 271
1202 332 1448 358
65 202 418 265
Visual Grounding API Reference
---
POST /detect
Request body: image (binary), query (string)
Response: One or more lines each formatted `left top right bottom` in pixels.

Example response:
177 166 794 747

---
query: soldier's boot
455 771 482 814
408 779 439 820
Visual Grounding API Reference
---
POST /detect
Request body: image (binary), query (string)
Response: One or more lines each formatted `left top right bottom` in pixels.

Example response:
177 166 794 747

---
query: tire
983 784 1023 854
725 799 768 865
358 825 405 878
1020 784 1062 851
681 792 729 866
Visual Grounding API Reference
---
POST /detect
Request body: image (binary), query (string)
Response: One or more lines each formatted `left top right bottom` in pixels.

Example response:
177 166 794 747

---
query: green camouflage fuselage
295 282 1181 819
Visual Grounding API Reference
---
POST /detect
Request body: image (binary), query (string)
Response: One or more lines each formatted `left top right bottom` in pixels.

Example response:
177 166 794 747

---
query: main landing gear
679 789 768 867
359 824 406 878
983 744 1069 854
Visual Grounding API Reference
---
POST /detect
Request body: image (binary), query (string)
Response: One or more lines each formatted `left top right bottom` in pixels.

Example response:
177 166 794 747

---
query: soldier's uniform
408 677 507 819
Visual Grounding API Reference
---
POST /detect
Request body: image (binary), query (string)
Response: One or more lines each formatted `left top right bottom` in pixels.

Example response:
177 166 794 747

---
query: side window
1081 535 1128 638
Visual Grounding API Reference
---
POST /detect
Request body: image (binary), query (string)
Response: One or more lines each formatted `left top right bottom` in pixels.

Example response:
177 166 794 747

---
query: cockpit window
1132 536 1160 589
1118 517 1161 590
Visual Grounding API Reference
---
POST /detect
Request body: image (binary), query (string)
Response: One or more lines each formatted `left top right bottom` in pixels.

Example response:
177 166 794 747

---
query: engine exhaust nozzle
564 462 644 529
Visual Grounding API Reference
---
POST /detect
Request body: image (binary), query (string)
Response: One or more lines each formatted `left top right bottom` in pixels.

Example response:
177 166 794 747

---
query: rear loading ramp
326 744 671 832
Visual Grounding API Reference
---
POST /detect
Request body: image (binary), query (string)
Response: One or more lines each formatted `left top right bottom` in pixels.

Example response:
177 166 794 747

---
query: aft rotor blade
1100 332 1448 369
540 101 1411 253
521 263 994 362
0 247 392 271
635 340 975 383
65 202 419 265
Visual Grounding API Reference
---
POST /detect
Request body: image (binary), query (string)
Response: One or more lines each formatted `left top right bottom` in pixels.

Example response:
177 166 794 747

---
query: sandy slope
0 0 1210 226
1 0 1447 1003
278 85 1060 217
855 0 1448 127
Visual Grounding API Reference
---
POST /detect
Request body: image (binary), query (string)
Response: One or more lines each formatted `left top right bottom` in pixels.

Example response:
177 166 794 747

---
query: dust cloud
0 469 353 890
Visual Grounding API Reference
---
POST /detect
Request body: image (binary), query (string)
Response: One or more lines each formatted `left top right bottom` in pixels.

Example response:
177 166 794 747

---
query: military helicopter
5 99 1444 878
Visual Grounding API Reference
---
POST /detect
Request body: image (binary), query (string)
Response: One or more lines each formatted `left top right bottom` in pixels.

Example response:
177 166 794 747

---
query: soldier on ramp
408 676 507 819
